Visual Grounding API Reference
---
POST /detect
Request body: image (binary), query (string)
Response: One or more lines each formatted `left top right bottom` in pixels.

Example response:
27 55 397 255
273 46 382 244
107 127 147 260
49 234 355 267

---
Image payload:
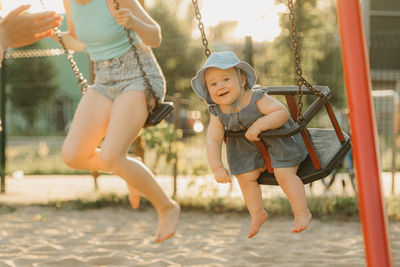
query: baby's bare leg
236 169 268 238
274 167 312 233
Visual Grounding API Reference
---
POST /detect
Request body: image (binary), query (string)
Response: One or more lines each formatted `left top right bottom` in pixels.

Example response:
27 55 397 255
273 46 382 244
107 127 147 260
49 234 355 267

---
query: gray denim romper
209 89 308 175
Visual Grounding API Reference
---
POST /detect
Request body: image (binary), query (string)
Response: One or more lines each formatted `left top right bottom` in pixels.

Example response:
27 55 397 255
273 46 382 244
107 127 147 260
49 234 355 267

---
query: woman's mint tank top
70 0 137 61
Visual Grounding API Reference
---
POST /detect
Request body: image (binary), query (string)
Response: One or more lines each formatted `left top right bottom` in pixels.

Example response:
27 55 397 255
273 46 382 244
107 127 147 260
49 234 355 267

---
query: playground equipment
192 0 351 185
0 0 393 265
337 0 393 265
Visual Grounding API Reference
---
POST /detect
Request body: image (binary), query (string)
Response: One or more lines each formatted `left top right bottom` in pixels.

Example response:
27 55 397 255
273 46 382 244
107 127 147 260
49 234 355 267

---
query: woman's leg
62 89 142 210
274 167 312 233
100 90 179 243
236 169 269 238
62 89 111 171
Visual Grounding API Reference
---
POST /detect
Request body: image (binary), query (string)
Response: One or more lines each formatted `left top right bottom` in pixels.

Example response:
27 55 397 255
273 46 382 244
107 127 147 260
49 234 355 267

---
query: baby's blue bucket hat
191 51 257 105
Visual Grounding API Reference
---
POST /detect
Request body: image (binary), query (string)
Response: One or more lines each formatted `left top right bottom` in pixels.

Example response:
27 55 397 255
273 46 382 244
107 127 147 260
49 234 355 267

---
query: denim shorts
91 43 166 102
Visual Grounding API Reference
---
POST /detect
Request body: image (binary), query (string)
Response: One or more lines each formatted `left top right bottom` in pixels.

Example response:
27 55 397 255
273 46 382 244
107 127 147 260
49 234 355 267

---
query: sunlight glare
1 0 285 42
0 0 64 16
201 0 286 42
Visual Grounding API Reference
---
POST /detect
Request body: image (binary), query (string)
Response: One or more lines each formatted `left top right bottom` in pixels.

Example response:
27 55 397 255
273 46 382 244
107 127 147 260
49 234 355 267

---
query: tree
311 0 346 107
258 0 345 108
6 42 59 133
148 0 204 100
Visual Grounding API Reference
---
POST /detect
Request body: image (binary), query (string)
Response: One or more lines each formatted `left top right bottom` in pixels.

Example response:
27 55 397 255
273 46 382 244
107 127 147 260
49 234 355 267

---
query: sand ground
0 175 399 266
1 206 399 267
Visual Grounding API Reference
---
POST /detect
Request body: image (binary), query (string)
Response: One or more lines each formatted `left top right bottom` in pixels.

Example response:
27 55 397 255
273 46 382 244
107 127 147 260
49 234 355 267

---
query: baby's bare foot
128 185 141 209
291 208 312 233
154 200 180 243
248 210 269 238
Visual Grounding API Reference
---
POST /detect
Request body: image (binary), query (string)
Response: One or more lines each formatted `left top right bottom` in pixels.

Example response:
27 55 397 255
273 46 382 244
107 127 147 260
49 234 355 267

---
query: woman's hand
113 7 136 29
0 5 62 49
213 167 231 184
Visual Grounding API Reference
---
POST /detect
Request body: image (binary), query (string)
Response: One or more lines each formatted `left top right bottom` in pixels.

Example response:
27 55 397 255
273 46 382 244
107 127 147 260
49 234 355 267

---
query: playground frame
337 0 393 266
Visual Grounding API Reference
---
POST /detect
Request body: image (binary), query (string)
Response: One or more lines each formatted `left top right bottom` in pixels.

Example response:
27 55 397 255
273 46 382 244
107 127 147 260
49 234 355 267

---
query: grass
5 134 212 176
2 193 399 221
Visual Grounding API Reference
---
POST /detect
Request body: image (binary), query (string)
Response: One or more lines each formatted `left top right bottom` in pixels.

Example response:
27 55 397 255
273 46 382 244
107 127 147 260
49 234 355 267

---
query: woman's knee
100 146 124 170
61 143 83 169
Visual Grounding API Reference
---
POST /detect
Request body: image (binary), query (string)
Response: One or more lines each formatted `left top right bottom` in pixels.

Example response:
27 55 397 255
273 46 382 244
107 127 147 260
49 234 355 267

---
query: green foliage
191 162 209 176
141 121 183 171
6 42 59 133
260 0 346 108
6 140 88 175
311 0 346 107
43 193 134 210
148 0 204 98
387 196 400 220
0 204 17 214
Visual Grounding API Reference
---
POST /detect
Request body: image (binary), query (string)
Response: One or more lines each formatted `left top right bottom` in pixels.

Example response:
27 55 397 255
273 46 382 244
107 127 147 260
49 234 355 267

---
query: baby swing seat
225 86 352 185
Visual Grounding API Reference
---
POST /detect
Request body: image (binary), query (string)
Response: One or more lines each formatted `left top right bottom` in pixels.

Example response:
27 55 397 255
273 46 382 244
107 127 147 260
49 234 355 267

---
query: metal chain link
114 0 158 112
5 48 65 59
40 0 88 94
287 0 323 121
192 0 211 58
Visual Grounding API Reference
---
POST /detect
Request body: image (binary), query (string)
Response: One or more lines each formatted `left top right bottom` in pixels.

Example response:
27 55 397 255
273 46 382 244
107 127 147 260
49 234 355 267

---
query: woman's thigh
101 90 148 157
63 89 112 158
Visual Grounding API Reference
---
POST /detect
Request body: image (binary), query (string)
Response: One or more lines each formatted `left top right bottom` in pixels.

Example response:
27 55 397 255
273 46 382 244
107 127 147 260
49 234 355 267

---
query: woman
53 0 180 243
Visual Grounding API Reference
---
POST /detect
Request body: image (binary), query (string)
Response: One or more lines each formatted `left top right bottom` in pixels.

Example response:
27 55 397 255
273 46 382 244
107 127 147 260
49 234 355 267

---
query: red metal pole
337 1 393 266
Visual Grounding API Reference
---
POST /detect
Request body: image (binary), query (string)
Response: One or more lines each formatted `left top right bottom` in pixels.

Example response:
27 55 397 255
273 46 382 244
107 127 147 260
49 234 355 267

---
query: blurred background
0 0 399 195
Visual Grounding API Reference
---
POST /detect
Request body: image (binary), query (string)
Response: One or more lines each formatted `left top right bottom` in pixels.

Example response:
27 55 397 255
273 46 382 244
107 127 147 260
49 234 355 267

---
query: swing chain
39 0 88 94
287 0 323 121
114 0 159 112
192 0 211 58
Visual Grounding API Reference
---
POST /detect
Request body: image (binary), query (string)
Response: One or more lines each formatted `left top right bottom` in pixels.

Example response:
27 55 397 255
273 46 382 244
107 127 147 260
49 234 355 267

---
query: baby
191 51 312 238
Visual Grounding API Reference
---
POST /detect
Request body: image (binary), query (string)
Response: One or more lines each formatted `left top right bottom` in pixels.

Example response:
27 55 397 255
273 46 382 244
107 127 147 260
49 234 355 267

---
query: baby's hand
245 124 262 141
214 167 231 183
113 8 136 29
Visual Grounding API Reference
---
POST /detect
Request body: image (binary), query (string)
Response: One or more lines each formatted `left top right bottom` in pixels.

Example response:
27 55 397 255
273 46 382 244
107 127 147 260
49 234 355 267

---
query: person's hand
213 167 231 183
0 5 63 50
113 7 136 29
245 122 262 141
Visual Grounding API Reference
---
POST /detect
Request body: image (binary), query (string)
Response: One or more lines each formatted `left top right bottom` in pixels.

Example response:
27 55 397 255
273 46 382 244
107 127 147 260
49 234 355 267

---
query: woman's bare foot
248 210 269 238
128 185 141 209
291 208 312 233
154 200 181 243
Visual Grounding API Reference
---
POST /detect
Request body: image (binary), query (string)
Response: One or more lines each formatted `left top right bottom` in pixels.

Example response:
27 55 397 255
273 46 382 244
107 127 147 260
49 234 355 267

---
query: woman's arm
245 94 290 141
112 0 161 47
207 114 231 183
50 0 85 52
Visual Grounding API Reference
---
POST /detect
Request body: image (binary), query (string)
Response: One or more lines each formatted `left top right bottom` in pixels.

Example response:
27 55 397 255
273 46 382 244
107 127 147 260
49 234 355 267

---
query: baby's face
204 67 245 106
